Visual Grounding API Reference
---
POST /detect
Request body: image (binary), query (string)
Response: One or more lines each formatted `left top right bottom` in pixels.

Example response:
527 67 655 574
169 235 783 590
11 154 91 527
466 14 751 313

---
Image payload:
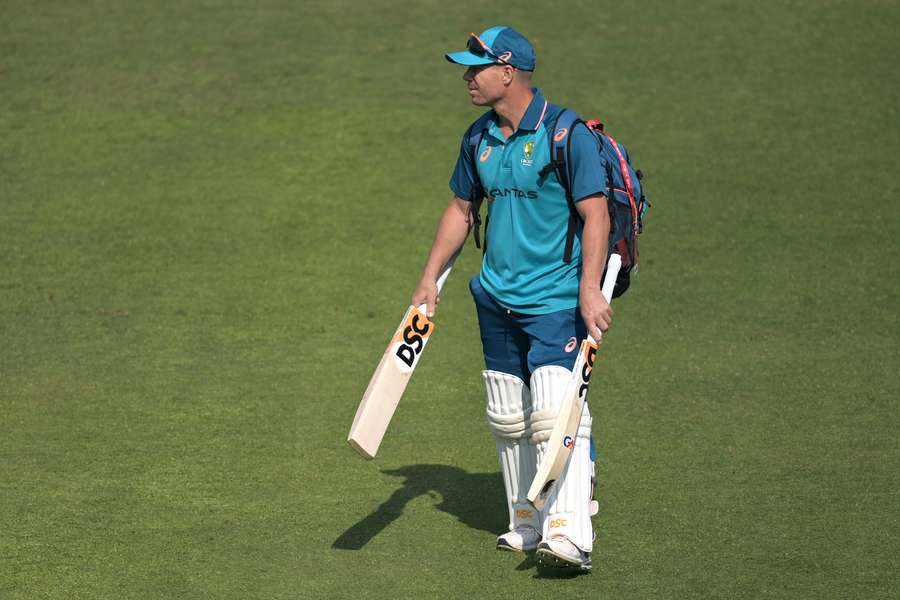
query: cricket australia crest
521 141 535 167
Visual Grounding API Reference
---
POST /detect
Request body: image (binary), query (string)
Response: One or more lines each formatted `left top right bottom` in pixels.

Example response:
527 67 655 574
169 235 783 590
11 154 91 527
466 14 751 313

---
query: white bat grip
434 255 457 293
601 253 621 302
415 250 460 314
587 253 622 343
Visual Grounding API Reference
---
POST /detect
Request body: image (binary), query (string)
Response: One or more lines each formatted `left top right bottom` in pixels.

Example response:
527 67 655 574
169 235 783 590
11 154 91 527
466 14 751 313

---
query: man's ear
503 65 517 86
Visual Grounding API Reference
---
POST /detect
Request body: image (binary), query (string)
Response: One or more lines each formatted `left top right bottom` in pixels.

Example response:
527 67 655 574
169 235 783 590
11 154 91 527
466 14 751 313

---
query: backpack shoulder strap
539 107 589 263
466 111 494 250
538 107 580 193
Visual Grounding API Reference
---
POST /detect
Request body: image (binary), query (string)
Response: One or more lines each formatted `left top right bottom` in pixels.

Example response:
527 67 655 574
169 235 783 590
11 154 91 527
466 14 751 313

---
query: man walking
412 26 613 571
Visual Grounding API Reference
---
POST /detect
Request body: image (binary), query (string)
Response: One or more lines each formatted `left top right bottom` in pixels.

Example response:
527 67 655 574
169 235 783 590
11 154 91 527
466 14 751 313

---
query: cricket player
411 26 613 571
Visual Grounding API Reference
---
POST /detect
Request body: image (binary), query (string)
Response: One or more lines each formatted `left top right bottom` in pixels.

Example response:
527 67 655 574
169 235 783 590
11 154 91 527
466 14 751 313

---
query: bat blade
527 338 598 510
348 251 460 459
527 253 622 509
348 305 435 459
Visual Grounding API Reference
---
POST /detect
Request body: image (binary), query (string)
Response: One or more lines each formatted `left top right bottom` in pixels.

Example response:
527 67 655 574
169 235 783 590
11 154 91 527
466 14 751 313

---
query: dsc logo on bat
576 340 599 402
391 307 434 373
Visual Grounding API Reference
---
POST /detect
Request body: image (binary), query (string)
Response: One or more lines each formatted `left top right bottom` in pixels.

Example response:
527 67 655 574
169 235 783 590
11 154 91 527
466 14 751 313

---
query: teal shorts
469 275 587 384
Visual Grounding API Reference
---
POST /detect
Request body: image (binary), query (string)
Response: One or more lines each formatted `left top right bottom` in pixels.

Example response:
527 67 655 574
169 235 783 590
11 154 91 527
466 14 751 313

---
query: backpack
467 108 649 298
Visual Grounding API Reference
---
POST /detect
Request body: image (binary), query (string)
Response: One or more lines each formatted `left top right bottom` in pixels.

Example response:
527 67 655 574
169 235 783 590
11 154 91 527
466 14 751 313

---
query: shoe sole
496 539 539 553
535 547 592 572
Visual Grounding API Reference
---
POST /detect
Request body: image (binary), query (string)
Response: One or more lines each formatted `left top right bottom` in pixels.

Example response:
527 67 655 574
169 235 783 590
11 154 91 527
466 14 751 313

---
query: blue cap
445 26 536 72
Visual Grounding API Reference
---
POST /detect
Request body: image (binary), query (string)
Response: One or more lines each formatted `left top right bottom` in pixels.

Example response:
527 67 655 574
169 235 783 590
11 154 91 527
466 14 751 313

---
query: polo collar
517 88 549 131
486 88 549 141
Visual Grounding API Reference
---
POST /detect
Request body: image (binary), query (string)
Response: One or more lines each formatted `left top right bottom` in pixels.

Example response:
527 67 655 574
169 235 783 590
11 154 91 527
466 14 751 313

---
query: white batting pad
530 365 595 552
484 370 540 532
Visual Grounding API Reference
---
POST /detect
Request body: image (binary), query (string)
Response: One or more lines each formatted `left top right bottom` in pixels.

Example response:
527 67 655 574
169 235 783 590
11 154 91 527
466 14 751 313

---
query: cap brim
445 50 496 66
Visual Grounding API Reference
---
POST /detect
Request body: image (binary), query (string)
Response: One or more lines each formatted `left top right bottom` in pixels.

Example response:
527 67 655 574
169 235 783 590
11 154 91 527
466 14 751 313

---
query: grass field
2 1 898 598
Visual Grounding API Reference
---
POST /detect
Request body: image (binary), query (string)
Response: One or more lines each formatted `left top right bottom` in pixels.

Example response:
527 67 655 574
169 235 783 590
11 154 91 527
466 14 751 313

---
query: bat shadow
332 464 506 550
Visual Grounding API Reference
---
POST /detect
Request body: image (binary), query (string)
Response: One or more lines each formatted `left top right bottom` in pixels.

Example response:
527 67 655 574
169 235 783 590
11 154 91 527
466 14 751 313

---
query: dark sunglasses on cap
467 32 514 67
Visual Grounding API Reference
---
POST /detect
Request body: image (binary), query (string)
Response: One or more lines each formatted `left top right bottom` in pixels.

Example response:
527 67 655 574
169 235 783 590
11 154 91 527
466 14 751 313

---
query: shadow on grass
332 464 506 550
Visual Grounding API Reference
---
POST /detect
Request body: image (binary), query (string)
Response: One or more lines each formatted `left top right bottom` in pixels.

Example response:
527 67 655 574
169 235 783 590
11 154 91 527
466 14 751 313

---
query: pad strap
530 408 591 444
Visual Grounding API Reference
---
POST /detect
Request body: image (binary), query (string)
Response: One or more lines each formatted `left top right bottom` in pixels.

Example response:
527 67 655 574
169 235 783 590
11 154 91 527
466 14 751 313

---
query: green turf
1 1 898 598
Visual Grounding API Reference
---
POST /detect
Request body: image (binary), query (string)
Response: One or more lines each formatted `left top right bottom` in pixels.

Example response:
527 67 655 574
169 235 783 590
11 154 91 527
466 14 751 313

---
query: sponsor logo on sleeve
479 146 492 162
554 128 568 142
563 435 574 449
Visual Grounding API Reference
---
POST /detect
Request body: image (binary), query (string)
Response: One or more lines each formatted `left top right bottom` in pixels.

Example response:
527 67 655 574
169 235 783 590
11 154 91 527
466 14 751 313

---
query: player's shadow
332 464 506 550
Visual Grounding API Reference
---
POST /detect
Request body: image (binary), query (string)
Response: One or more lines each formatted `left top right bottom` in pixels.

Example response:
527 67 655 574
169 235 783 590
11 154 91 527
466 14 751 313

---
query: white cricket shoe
535 536 592 571
496 526 541 552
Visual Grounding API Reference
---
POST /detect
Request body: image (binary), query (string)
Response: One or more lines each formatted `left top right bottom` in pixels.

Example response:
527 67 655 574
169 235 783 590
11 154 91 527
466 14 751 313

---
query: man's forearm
578 198 611 289
422 198 471 280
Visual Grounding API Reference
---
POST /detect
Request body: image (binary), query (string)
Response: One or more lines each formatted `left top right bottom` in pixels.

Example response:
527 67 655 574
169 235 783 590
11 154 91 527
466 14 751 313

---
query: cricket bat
527 253 622 511
347 253 459 459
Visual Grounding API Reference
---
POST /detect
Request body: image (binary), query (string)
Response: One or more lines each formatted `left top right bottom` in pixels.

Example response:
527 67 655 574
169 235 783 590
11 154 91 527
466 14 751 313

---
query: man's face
463 64 512 106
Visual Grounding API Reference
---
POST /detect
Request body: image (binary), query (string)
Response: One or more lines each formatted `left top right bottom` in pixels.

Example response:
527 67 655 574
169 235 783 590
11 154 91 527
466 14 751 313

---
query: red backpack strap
603 134 640 256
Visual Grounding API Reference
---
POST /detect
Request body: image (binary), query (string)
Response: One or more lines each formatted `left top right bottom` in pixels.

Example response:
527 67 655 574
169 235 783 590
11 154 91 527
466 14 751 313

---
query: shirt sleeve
569 124 608 202
449 128 481 202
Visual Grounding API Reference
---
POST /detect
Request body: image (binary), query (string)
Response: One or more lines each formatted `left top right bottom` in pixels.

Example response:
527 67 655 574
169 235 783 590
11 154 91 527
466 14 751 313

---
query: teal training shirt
450 90 607 315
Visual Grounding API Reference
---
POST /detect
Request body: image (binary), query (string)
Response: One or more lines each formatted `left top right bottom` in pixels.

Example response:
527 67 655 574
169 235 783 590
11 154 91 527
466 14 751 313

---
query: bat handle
586 253 623 343
434 253 458 293
416 248 461 314
601 253 621 302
